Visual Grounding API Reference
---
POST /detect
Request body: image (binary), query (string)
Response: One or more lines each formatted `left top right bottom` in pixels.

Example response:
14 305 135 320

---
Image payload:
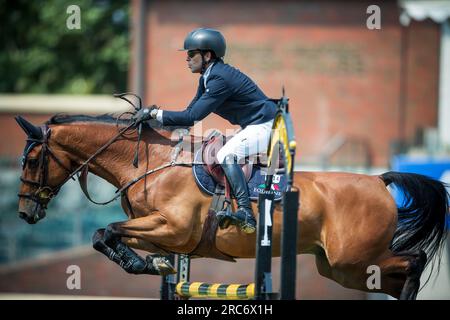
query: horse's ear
15 116 43 139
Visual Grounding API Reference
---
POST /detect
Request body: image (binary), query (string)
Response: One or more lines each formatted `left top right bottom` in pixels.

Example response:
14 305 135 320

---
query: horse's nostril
19 212 27 220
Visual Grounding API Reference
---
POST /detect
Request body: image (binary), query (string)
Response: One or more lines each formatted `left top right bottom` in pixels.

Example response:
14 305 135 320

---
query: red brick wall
404 20 440 145
134 0 440 167
0 114 51 160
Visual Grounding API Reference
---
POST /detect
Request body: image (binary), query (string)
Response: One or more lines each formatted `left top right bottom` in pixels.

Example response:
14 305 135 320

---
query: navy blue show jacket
162 61 277 129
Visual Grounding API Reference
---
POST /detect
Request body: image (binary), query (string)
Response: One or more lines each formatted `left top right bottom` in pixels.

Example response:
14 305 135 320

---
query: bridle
17 92 204 217
18 125 72 209
18 121 137 209
17 113 200 213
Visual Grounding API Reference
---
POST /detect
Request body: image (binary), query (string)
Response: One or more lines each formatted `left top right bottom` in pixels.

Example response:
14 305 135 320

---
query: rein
19 120 204 209
18 121 136 208
78 129 204 205
79 160 203 206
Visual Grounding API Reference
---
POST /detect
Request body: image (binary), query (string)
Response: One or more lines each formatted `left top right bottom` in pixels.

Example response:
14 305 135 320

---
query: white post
261 198 273 246
438 20 450 150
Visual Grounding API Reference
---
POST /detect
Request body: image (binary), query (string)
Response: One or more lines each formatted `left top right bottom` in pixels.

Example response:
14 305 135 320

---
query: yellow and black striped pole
176 282 255 300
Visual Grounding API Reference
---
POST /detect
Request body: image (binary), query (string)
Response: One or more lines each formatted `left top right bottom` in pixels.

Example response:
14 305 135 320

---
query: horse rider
134 28 277 234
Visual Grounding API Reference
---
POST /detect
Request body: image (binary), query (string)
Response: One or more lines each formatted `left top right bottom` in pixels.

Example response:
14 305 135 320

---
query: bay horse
15 114 448 300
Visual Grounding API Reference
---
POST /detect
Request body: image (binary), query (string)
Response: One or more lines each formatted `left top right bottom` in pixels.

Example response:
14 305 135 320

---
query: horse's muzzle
19 205 46 224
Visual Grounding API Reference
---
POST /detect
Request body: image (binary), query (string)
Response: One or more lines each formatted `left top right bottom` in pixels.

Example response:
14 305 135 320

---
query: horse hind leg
314 247 334 279
397 250 427 300
313 247 428 300
378 250 428 300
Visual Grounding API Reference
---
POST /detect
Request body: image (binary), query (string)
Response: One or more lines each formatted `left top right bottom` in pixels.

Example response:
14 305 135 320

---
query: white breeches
216 120 274 164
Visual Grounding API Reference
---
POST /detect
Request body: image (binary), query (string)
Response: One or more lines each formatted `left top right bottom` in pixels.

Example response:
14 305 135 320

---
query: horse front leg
93 216 177 276
92 228 156 274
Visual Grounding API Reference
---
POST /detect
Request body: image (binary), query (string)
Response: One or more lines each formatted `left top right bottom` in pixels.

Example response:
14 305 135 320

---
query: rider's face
186 50 202 73
186 51 212 74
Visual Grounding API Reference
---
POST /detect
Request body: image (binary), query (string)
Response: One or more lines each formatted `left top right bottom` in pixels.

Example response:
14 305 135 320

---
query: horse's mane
46 113 185 132
46 114 122 125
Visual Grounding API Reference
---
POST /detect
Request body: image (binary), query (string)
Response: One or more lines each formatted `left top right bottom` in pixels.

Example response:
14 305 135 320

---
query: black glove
133 105 158 124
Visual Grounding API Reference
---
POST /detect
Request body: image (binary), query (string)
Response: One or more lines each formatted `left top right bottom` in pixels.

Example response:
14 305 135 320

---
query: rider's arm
161 75 231 126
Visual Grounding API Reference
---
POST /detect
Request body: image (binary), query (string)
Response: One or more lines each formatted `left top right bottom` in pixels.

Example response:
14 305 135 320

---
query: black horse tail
381 171 449 272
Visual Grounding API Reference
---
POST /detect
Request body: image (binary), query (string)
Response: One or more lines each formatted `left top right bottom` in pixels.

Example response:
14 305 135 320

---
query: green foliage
0 0 130 94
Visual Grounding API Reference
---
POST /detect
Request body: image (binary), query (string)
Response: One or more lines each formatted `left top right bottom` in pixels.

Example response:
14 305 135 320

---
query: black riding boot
218 154 256 234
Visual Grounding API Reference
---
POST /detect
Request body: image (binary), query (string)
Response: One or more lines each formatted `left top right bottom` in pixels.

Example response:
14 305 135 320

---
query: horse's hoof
150 256 177 276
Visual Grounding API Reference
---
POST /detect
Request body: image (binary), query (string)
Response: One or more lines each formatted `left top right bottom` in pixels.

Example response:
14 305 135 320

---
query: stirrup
240 220 256 234
216 202 234 229
235 209 256 234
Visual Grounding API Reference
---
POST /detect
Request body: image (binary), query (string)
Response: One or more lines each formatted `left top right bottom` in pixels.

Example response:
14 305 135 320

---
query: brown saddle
201 134 253 186
201 132 283 184
199 132 285 203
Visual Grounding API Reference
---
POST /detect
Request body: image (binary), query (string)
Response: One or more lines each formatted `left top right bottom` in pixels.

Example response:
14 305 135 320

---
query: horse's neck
53 123 172 188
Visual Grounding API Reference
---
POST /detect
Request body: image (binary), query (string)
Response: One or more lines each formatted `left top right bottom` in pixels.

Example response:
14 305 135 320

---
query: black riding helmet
181 28 226 59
